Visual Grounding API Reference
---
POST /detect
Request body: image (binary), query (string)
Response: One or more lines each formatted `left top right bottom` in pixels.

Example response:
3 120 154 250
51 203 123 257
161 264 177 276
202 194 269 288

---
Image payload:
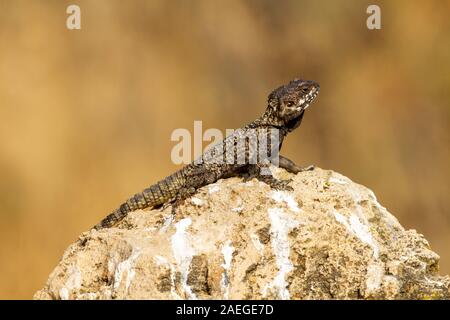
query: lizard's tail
93 171 185 230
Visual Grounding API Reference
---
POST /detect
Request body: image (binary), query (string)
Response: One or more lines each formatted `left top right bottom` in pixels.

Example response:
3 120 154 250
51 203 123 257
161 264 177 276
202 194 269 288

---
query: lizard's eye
285 101 294 107
301 87 309 93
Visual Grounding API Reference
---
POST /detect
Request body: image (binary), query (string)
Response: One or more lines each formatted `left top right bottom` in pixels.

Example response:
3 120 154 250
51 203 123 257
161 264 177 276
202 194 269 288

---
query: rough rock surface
34 167 449 300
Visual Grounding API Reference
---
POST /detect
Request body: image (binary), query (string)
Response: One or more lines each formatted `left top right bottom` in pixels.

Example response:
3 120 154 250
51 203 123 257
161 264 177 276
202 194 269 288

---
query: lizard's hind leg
165 186 197 216
246 163 294 191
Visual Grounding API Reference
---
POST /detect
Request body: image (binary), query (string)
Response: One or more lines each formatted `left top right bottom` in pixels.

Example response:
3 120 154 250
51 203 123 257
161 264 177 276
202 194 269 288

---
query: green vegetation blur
0 0 449 299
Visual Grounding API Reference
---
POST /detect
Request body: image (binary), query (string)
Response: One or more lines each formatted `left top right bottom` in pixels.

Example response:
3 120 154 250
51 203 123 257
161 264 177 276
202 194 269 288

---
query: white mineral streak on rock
341 176 365 203
232 199 244 213
270 190 300 213
349 213 379 259
365 263 385 294
333 211 351 229
330 177 382 258
263 208 299 299
154 255 168 265
59 266 82 300
329 176 348 185
191 197 205 206
250 233 265 253
112 249 141 293
333 210 379 259
171 218 196 299
220 240 235 299
159 213 174 233
59 288 69 300
208 184 220 194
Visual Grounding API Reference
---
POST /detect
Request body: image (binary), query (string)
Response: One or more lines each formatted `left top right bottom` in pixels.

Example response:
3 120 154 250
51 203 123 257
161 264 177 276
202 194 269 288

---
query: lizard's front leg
246 163 294 191
279 155 315 174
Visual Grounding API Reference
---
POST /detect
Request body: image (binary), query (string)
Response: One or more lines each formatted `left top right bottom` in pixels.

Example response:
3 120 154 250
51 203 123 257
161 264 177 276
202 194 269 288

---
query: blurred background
0 0 449 299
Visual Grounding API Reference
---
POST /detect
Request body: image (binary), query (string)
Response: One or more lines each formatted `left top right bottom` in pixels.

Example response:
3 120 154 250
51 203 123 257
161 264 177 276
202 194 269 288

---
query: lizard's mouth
298 86 320 111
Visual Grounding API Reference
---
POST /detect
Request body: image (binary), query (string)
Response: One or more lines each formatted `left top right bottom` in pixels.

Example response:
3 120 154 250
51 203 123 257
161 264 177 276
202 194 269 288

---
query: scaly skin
94 79 320 229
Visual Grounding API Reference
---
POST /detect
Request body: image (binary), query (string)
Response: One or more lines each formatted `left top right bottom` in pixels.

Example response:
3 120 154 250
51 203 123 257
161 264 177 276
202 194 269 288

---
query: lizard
94 78 320 230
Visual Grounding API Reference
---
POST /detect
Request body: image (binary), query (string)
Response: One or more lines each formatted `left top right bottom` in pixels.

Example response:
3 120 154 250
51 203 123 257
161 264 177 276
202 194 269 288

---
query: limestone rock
34 168 450 300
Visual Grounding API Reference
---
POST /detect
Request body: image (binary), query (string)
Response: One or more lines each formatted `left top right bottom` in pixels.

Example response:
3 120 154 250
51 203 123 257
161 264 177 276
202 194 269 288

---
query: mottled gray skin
94 79 320 229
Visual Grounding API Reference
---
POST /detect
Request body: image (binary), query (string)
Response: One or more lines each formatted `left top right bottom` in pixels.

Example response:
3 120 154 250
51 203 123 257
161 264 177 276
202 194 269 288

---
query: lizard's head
265 79 320 129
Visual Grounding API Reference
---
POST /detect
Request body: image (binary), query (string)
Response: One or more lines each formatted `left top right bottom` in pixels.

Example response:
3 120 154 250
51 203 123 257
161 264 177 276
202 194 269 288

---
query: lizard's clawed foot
259 174 294 191
167 187 196 215
171 203 178 216
241 173 254 183
246 164 295 191
161 202 171 211
278 155 315 174
160 201 179 216
169 198 185 216
268 178 294 191
299 164 315 172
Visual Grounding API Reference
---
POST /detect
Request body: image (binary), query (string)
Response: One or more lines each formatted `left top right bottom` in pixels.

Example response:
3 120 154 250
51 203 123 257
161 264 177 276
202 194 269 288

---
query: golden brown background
0 0 449 299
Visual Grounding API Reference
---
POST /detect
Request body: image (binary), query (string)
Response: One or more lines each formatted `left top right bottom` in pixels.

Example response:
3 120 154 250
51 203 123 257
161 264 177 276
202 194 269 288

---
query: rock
34 168 450 300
